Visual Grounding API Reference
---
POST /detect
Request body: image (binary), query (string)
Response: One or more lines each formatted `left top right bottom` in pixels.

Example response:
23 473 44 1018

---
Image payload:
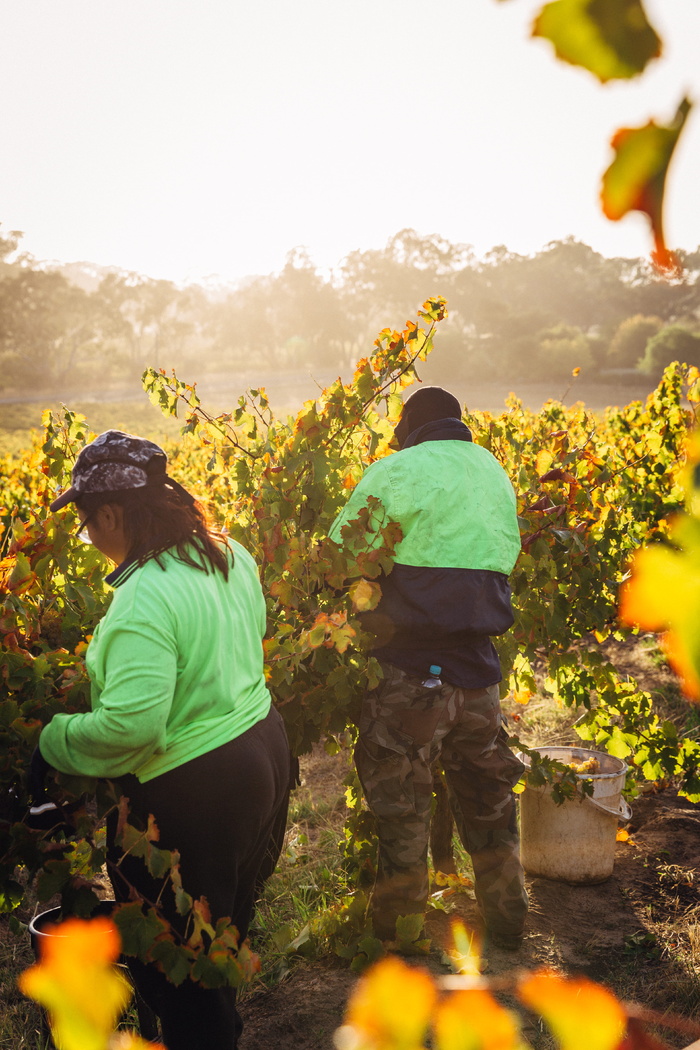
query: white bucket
517 746 632 885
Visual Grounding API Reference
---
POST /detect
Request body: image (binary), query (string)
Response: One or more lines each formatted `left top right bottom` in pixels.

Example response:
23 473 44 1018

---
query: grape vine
1 300 699 988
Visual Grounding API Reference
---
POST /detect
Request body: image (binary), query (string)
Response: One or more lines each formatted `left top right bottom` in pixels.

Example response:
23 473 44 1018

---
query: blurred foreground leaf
619 427 700 701
517 969 626 1050
434 988 519 1050
601 98 691 275
18 917 143 1050
620 520 700 700
532 0 661 82
338 954 436 1049
444 918 481 976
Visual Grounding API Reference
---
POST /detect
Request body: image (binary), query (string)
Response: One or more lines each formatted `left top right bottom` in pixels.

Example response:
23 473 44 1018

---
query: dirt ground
238 768 700 1050
238 640 700 1049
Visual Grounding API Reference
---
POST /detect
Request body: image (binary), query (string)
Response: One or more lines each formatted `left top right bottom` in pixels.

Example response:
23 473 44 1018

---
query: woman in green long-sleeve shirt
36 429 290 1050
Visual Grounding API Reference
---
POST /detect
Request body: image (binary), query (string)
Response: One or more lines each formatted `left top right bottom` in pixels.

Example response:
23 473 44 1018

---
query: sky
1 0 699 284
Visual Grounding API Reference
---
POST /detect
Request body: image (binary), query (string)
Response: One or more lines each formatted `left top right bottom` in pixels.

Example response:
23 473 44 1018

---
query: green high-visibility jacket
329 421 521 685
39 541 271 783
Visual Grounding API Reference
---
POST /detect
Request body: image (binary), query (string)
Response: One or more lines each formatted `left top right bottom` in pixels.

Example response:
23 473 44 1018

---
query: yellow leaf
19 917 132 1050
445 920 481 977
342 955 436 1050
434 988 519 1050
619 539 700 698
349 578 382 613
535 450 553 477
514 688 533 705
661 630 700 702
619 544 696 629
645 432 663 456
433 873 473 891
616 829 636 844
517 970 626 1050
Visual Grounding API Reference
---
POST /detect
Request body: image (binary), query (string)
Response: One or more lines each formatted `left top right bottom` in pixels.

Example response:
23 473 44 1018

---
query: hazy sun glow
1 0 699 282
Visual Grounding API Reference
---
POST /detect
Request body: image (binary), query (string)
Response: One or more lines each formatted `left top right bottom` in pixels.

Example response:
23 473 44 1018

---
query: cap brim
49 487 79 512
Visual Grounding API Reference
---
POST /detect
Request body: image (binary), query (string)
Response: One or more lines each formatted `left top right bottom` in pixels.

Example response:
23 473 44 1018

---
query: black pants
106 706 291 1050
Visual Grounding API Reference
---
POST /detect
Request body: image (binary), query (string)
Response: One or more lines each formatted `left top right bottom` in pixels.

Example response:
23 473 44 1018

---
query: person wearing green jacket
329 386 528 952
34 429 291 1050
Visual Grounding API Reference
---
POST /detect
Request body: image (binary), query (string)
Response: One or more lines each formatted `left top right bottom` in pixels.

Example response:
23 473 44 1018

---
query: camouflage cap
49 430 169 512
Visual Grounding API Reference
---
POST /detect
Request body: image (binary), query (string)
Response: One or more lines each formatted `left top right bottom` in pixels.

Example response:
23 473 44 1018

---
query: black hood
394 386 462 448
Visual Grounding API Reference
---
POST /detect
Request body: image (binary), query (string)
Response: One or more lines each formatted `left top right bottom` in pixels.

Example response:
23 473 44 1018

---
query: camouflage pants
355 660 528 941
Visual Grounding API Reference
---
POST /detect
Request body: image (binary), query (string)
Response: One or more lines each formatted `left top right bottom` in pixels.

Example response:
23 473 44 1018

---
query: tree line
1 225 700 397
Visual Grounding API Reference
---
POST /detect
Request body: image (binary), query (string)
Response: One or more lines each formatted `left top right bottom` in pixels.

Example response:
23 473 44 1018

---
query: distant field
0 398 182 454
433 376 658 416
0 372 659 455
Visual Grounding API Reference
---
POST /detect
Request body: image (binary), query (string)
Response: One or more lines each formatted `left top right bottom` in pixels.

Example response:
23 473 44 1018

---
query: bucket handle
583 794 632 822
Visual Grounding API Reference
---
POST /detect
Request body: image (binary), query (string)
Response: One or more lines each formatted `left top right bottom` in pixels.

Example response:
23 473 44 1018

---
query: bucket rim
516 746 628 779
29 900 118 938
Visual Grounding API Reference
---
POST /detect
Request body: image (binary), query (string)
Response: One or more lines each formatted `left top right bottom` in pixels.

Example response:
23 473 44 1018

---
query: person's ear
96 503 123 533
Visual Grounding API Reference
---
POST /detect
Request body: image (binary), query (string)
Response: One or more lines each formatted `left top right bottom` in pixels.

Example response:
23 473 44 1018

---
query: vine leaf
444 918 481 976
532 0 661 83
619 522 700 700
1 551 37 594
517 969 627 1050
339 955 436 1048
601 98 692 275
620 426 700 701
17 917 146 1050
433 987 520 1050
349 578 382 612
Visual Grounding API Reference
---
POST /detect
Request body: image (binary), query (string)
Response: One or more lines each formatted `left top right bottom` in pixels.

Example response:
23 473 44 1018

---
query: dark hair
77 483 232 579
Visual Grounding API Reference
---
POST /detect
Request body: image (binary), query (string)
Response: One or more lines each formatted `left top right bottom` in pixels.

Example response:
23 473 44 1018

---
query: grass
0 922 44 1050
588 897 700 1042
244 748 356 990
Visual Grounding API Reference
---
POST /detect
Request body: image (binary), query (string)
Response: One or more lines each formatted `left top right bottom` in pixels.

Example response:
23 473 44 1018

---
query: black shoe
484 930 524 952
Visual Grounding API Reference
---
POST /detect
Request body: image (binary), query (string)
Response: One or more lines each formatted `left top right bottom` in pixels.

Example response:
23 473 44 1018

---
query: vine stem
331 322 436 460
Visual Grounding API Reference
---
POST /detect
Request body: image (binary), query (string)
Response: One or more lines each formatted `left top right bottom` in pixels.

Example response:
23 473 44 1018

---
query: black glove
26 746 73 834
29 746 52 801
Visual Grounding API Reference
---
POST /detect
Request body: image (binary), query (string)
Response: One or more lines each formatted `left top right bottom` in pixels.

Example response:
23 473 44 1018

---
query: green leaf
0 880 25 913
61 882 104 918
605 730 632 760
36 859 72 901
288 924 312 952
191 952 227 988
394 912 425 945
601 97 691 274
114 902 170 958
532 0 661 83
148 938 194 986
